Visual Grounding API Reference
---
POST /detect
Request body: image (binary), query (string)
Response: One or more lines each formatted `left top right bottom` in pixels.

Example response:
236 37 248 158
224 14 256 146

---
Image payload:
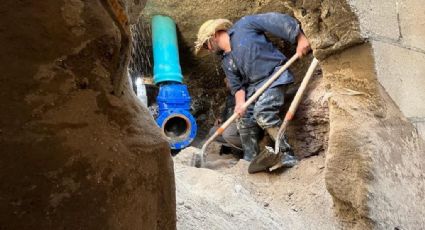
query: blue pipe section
152 15 183 84
152 15 197 150
156 84 197 149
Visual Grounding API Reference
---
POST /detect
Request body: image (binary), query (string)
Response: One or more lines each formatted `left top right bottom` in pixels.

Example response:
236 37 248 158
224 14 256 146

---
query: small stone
291 208 298 212
318 165 325 170
234 184 242 193
184 204 192 210
264 202 269 207
177 201 184 206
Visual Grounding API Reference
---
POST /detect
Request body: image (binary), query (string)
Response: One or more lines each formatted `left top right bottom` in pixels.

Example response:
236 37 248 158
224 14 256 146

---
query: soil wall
0 1 175 229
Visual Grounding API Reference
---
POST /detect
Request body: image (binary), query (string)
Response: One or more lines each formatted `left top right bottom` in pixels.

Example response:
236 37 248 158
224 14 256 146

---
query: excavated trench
139 0 425 229
132 2 335 229
129 11 329 156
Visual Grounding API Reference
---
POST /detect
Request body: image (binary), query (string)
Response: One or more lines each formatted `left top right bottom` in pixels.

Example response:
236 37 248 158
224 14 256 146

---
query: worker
208 78 242 154
194 12 311 168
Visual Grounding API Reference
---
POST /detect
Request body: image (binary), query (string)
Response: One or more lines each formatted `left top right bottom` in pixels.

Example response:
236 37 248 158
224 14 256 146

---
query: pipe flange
156 109 197 149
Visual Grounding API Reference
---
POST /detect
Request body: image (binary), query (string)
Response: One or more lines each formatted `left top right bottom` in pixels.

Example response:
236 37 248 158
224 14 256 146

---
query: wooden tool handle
275 58 319 153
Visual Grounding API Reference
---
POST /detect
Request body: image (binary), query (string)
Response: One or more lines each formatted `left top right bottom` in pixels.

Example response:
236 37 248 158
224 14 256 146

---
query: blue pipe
152 15 197 150
152 15 183 84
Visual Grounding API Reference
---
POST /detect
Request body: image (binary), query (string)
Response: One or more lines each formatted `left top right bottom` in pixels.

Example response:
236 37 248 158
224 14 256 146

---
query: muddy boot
277 133 298 167
250 127 298 173
239 126 260 162
273 133 298 170
280 149 298 168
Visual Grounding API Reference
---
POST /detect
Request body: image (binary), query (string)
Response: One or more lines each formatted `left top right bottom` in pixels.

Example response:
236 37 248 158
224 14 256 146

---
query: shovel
192 54 299 168
248 58 319 173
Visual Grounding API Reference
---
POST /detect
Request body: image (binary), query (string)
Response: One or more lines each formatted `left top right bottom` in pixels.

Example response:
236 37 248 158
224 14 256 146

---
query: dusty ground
174 145 351 230
172 73 343 229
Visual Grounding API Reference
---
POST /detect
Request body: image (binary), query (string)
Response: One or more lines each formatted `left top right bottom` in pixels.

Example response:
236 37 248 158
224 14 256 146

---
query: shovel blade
191 152 204 168
248 146 282 174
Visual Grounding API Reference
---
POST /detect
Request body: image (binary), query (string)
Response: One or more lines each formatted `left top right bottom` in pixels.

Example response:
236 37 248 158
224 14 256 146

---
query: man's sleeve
222 62 244 95
241 12 300 44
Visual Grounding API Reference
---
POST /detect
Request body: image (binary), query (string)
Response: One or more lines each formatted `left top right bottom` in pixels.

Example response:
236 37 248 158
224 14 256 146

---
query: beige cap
194 19 233 56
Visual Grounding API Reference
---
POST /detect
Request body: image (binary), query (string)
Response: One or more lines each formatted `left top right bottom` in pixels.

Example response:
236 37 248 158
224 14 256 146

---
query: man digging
194 12 311 172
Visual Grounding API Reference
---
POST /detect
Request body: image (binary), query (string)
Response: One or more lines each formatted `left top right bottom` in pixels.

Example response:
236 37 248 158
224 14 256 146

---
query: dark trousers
208 122 242 150
237 85 286 160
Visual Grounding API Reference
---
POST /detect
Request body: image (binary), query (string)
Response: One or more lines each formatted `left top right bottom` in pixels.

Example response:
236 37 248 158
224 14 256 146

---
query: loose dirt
174 145 351 229
172 74 352 229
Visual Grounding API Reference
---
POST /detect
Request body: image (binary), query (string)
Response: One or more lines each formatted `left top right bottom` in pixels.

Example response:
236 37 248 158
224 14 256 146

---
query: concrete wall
349 0 425 139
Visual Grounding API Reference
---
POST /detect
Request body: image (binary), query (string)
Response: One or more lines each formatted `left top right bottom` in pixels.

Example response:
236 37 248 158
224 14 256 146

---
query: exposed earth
2 1 425 229
172 73 339 229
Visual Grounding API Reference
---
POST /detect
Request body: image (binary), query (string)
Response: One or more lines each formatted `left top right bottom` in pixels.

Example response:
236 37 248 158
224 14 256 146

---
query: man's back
221 12 300 96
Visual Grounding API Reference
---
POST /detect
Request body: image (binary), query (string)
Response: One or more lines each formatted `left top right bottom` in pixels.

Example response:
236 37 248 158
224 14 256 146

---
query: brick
349 0 400 40
372 41 425 117
399 0 425 50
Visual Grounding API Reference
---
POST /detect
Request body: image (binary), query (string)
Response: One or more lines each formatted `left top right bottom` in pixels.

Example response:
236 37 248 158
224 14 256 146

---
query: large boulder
0 1 175 229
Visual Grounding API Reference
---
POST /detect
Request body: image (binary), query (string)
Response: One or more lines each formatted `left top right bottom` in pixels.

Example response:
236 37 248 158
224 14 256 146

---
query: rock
0 1 175 229
322 44 425 229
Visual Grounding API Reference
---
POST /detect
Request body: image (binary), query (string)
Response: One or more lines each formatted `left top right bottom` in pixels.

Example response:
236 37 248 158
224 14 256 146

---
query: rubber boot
266 127 298 168
265 127 291 152
281 149 298 168
239 126 260 162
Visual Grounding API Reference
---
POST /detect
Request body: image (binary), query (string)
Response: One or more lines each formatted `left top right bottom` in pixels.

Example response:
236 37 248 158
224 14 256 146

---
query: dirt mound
171 68 336 229
174 147 351 229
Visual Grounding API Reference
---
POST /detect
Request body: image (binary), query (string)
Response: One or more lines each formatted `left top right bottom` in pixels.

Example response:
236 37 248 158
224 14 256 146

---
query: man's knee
237 117 257 131
253 107 281 129
253 87 286 128
222 123 242 148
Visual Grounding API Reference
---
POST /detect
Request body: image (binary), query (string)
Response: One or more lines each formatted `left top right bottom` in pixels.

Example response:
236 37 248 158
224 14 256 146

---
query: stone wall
349 0 425 139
